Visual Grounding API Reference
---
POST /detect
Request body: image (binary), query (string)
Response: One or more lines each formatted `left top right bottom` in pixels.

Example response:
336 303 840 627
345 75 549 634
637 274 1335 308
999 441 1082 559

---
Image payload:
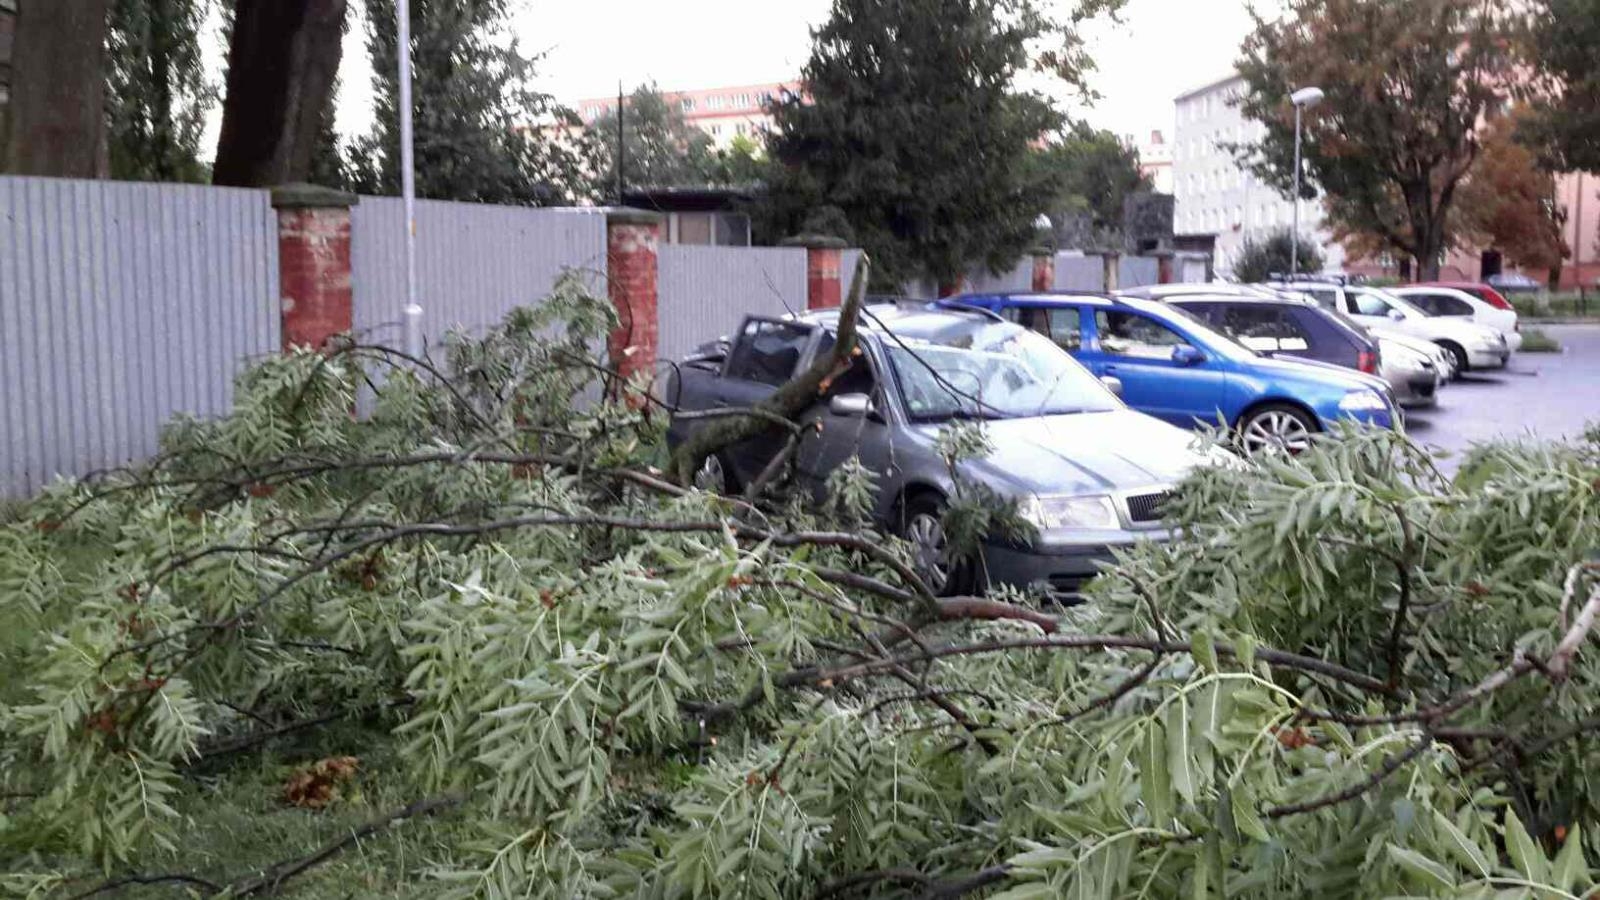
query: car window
1403 293 1442 315
726 320 812 387
814 334 879 399
1217 305 1311 352
1349 290 1395 317
1095 310 1189 359
1434 294 1475 316
1010 306 1083 351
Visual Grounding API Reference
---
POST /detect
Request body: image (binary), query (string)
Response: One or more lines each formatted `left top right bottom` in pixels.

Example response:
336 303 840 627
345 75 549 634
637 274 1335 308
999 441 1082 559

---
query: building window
680 98 695 114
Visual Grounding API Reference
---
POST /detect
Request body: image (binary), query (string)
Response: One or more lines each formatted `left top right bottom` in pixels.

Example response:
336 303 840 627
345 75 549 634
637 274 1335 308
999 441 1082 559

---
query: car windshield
1352 287 1426 320
880 321 1119 420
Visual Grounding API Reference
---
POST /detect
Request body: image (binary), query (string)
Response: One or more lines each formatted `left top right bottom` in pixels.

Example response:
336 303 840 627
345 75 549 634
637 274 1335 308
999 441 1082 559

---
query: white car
1390 285 1523 352
1282 281 1510 375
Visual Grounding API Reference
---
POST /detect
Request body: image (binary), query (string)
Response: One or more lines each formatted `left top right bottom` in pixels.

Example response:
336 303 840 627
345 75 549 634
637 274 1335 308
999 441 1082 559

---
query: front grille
1125 490 1172 524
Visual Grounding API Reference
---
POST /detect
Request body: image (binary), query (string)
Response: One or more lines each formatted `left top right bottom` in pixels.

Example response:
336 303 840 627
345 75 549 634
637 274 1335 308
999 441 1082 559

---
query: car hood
917 409 1214 496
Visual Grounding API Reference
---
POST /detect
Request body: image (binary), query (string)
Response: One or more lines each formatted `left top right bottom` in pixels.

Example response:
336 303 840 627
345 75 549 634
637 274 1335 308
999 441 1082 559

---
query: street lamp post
1289 86 1324 278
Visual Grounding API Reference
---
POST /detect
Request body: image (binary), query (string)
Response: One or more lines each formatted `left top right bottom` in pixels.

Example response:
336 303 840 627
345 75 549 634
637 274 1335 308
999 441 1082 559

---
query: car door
717 318 819 483
1079 308 1228 427
792 337 896 503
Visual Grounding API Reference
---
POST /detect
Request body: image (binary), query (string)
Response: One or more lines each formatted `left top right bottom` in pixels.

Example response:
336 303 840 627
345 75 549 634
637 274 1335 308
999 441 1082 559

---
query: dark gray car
666 303 1216 599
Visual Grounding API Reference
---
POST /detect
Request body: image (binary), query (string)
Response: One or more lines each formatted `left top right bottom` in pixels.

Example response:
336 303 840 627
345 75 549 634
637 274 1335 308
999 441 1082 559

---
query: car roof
947 290 1121 308
797 300 1005 341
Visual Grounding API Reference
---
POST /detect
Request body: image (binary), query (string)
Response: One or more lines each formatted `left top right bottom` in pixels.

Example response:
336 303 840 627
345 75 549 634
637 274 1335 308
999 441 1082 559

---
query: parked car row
664 279 1520 601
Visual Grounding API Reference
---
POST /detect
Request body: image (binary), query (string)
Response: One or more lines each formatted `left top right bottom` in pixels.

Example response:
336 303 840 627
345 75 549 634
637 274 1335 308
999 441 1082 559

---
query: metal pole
616 82 625 204
398 0 422 358
1291 104 1302 279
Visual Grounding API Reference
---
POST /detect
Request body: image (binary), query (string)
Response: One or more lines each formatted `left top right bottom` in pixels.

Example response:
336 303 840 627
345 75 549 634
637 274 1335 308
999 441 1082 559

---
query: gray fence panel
1055 254 1105 291
964 259 1034 295
1 176 279 497
352 197 607 349
657 245 807 364
1119 256 1161 288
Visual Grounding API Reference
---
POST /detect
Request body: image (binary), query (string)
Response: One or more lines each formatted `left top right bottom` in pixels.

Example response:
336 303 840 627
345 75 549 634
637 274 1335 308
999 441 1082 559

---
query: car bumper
1466 346 1510 369
980 530 1170 601
1395 374 1439 408
1503 332 1524 353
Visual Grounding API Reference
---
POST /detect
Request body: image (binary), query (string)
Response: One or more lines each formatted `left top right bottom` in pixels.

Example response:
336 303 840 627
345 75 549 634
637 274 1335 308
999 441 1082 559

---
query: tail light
1480 289 1513 310
1357 349 1379 374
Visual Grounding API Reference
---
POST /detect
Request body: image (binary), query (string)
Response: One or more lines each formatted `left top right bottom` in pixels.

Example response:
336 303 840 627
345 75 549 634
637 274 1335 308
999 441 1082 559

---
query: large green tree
765 0 1115 290
1030 121 1153 247
3 0 111 176
1234 0 1516 280
354 0 591 205
1520 0 1600 173
585 84 724 197
105 0 214 182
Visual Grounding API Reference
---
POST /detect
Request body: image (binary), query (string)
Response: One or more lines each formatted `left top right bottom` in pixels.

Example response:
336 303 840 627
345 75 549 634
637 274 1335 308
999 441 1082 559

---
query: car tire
899 493 977 597
692 452 737 494
1236 403 1319 457
1436 340 1469 377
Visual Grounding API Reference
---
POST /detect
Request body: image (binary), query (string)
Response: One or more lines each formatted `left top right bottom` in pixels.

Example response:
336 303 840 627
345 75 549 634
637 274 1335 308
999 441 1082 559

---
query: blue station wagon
949 293 1399 454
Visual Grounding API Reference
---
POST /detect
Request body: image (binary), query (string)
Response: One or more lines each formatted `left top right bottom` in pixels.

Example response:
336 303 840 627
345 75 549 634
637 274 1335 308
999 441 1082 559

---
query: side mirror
1388 309 1406 322
1099 375 1124 398
829 393 875 418
1171 345 1206 367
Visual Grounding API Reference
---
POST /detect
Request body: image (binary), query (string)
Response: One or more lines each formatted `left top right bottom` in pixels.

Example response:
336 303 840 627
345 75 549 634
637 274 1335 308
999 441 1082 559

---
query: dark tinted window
1423 293 1475 316
1010 306 1082 351
1213 305 1311 353
726 320 812 386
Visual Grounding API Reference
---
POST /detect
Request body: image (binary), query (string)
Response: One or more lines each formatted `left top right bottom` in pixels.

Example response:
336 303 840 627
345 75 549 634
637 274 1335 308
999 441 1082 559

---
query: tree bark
212 0 346 187
3 0 112 177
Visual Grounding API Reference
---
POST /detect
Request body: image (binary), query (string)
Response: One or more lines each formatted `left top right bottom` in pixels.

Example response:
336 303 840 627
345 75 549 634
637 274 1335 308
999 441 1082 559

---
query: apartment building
575 81 802 149
1172 74 1343 276
1129 130 1173 194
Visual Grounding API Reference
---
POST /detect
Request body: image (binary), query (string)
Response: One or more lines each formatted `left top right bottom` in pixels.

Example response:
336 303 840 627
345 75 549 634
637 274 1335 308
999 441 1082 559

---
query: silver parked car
666 303 1217 599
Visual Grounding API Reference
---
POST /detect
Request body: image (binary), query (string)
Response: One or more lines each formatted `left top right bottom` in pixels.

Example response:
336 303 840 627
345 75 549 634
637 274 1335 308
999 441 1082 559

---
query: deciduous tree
1520 0 1600 173
1459 111 1569 282
1029 120 1153 247
2 0 111 177
212 0 347 187
585 84 725 196
1234 0 1516 280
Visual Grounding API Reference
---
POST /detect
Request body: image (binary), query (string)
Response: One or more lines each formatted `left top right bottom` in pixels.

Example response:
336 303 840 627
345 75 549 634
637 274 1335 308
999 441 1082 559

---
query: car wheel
1437 341 1469 377
1237 404 1319 457
900 493 975 597
693 452 735 494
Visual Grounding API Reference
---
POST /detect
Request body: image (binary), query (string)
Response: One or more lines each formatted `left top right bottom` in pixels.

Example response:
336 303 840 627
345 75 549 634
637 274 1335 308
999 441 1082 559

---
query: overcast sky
315 0 1279 148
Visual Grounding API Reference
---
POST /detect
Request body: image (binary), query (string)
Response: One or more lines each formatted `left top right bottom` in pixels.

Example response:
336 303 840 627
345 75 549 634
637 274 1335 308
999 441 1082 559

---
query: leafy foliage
2 274 1600 899
1029 121 1153 249
1231 227 1327 282
1458 111 1570 279
104 0 215 182
1234 0 1517 279
348 0 593 205
763 0 1111 289
585 84 734 195
1519 0 1600 174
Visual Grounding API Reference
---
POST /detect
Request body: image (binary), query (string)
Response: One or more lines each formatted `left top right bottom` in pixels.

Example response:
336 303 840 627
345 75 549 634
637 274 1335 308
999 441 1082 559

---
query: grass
1519 327 1563 353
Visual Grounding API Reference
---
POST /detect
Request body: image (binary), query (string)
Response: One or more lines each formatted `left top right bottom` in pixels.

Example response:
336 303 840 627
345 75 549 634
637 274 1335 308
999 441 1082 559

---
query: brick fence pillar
606 208 664 388
1030 246 1056 292
1101 251 1122 292
1153 250 1176 285
271 184 357 352
781 233 849 309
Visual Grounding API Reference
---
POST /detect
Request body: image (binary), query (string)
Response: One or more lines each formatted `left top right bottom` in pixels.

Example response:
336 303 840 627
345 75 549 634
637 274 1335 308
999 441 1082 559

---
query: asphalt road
1401 324 1600 465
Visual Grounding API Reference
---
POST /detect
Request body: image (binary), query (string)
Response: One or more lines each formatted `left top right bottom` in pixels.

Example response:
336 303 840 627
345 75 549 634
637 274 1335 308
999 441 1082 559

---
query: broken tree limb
668 254 870 486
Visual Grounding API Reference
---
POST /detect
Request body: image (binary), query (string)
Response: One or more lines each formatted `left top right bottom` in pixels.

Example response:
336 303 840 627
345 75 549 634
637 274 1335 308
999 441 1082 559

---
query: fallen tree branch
668 254 870 486
68 873 223 900
224 793 463 897
1264 730 1434 819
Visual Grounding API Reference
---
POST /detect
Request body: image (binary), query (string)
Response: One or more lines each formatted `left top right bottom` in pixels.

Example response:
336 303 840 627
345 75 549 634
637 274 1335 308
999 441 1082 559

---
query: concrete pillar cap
780 233 849 250
270 183 359 210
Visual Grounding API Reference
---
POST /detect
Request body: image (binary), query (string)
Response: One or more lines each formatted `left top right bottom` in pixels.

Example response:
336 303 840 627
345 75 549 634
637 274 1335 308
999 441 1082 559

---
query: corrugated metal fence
1118 256 1161 288
1055 254 1105 291
656 245 808 364
351 197 607 349
0 176 280 497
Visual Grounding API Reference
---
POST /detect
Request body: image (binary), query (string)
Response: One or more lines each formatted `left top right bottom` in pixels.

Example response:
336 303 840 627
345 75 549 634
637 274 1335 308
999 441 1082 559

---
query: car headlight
1338 389 1389 412
1018 494 1120 531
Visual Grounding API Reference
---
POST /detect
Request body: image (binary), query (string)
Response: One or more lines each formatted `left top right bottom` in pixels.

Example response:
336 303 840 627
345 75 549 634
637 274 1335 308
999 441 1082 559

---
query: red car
1411 281 1515 311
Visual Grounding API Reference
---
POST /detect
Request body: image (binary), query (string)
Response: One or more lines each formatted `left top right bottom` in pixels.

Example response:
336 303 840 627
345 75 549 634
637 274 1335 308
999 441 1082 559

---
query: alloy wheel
1241 409 1313 456
906 512 951 594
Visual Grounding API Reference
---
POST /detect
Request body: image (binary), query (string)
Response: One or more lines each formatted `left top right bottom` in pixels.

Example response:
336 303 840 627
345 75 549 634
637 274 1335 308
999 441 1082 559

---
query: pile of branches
2 270 1599 899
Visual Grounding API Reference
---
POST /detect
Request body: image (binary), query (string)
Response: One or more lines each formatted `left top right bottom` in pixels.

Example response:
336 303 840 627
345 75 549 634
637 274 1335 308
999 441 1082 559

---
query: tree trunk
3 0 112 177
1398 257 1413 281
212 0 346 187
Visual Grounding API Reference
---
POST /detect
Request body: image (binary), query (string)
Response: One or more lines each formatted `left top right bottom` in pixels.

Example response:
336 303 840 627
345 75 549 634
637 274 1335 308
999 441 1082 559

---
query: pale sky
308 0 1280 152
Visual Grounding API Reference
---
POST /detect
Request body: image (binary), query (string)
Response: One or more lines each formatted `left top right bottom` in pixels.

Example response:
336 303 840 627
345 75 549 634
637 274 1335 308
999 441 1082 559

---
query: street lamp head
1290 86 1326 108
1034 213 1053 231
